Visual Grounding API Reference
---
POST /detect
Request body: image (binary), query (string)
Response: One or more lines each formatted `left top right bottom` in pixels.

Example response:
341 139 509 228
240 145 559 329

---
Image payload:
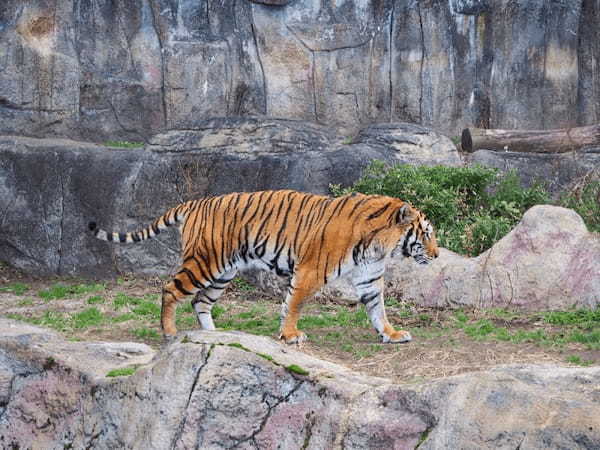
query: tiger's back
90 189 439 344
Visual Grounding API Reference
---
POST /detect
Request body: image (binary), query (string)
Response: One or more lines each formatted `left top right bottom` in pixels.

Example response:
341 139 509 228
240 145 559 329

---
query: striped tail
88 203 190 244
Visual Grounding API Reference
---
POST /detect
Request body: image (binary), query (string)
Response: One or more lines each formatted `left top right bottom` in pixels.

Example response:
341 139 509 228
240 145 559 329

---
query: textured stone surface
468 148 600 195
0 119 460 276
1 1 599 140
1 319 599 449
388 205 600 310
251 206 600 311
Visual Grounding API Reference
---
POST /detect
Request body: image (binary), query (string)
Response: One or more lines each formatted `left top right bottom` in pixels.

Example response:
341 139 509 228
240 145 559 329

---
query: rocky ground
2 262 598 383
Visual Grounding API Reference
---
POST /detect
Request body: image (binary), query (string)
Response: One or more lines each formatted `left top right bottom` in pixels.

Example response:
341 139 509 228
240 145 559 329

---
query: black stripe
132 232 141 243
179 268 203 289
367 203 391 220
214 276 235 284
173 278 193 296
402 226 414 256
119 233 127 243
356 275 382 286
191 297 212 306
360 292 379 304
348 197 369 218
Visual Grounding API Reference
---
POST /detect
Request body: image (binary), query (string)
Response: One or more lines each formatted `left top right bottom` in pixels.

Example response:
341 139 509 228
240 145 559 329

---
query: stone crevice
249 11 268 115
417 2 425 123
170 344 215 449
148 0 169 128
228 379 305 449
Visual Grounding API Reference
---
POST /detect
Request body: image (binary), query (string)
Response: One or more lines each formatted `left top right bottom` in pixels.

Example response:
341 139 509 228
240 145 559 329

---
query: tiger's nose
433 247 440 258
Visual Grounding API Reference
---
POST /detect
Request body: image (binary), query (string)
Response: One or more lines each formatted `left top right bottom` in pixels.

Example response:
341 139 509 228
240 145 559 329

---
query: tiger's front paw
279 329 307 345
381 329 412 344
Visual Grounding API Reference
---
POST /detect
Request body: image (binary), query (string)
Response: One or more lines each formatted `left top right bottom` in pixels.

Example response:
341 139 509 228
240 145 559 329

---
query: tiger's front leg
353 269 412 343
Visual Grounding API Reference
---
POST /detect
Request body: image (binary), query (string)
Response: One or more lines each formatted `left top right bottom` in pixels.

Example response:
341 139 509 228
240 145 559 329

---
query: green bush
331 162 549 255
559 175 600 233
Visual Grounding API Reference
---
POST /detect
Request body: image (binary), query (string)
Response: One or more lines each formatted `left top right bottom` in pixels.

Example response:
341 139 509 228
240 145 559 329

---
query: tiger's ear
395 204 417 225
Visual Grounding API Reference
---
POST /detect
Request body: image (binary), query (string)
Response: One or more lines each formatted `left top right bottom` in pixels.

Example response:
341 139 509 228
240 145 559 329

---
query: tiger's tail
88 202 191 244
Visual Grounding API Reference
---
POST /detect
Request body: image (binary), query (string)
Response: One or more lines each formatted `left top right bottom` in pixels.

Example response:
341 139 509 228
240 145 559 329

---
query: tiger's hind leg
279 269 320 344
353 269 411 343
161 265 206 337
191 270 237 330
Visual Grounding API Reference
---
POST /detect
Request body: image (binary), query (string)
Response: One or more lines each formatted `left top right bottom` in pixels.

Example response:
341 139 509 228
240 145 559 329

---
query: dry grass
1 263 598 382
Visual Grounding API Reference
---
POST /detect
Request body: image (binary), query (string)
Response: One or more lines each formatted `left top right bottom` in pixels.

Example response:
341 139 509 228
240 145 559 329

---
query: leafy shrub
559 174 600 233
331 162 549 255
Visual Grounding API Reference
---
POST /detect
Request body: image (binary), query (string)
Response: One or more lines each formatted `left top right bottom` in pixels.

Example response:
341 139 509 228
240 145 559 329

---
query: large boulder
388 205 600 310
0 319 599 449
1 1 599 140
253 205 600 310
0 119 459 277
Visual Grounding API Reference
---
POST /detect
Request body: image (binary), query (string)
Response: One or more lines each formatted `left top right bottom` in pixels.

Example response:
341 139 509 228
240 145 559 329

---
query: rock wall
0 119 460 277
1 320 599 449
1 0 599 141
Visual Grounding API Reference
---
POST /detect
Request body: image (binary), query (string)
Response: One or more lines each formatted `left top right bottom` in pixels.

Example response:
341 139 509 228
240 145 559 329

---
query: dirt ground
1 262 598 383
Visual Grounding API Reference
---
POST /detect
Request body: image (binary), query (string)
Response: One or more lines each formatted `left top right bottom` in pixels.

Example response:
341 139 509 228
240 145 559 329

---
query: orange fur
90 190 439 343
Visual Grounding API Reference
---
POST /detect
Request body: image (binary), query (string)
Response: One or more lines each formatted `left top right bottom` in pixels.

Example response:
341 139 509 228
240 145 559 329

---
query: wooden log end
461 128 473 152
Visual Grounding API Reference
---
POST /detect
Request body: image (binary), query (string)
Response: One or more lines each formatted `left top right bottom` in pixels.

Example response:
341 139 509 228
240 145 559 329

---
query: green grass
38 283 104 301
212 304 226 319
17 298 34 306
566 355 594 366
257 352 274 362
32 311 70 331
131 301 161 319
131 327 161 340
106 366 138 377
286 364 309 376
232 277 256 292
215 304 280 336
72 308 105 329
104 140 144 149
113 293 144 310
112 313 137 323
352 344 384 359
544 309 600 325
0 282 29 295
176 315 197 327
227 342 250 352
87 295 104 305
299 307 370 330
464 319 496 339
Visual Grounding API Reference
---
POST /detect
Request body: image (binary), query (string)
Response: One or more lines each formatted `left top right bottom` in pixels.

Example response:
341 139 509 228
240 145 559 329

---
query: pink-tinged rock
1 322 600 448
387 205 600 310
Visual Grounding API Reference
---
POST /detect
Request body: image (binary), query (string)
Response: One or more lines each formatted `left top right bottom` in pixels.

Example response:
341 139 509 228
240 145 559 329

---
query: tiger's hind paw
279 330 307 345
162 333 178 347
381 330 412 344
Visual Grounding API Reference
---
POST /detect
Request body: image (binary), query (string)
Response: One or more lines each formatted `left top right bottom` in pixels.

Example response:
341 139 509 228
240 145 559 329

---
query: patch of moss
286 364 309 376
106 366 137 377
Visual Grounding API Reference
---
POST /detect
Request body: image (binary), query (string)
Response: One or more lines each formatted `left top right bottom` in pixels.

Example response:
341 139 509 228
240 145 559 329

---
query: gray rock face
468 148 600 195
251 205 600 311
1 319 599 449
0 119 460 276
1 1 599 140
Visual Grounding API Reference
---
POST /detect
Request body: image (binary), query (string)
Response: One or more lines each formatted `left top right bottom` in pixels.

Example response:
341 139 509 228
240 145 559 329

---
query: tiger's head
391 203 439 265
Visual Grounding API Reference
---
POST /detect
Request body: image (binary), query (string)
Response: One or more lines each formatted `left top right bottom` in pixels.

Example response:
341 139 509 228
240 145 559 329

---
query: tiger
89 190 439 344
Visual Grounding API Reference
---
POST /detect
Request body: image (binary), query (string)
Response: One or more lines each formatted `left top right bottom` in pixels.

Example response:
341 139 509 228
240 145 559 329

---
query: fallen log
461 124 600 153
